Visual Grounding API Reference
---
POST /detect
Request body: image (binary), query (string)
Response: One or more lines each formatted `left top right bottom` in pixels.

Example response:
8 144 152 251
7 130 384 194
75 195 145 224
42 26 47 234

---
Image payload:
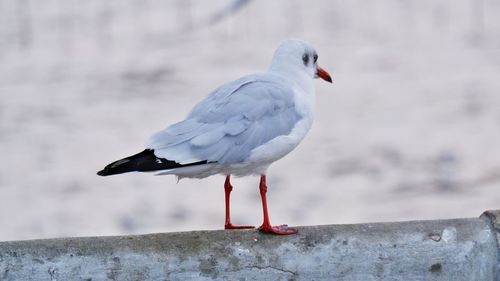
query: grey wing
146 75 302 165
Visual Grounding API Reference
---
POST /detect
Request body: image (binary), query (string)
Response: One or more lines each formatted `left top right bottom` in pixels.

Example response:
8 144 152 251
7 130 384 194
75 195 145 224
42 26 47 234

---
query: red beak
316 67 332 83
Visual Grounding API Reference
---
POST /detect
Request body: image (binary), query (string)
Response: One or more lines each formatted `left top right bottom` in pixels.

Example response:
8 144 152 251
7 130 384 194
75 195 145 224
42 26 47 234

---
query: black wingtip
96 169 109 176
96 149 209 177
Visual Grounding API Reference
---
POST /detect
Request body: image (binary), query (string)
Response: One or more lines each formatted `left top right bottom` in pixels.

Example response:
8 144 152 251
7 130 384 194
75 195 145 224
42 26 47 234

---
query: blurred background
1 0 499 241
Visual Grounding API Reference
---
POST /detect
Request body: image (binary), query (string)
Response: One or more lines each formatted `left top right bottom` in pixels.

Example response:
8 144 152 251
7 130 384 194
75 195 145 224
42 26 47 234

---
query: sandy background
1 0 500 241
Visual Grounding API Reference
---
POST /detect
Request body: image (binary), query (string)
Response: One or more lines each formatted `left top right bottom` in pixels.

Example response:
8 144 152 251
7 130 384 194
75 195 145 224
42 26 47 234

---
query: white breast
244 82 316 172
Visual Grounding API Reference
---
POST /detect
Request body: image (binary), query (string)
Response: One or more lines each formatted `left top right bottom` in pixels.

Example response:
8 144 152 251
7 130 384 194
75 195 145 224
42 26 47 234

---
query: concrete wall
1 210 499 281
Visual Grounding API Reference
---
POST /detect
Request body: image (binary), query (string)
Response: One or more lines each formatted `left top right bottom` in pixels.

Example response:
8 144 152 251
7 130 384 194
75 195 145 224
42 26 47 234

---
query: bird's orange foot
225 224 255 230
258 224 298 235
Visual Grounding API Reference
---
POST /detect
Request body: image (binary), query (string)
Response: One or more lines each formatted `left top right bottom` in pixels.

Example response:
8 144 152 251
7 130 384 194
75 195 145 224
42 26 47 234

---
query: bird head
269 39 332 83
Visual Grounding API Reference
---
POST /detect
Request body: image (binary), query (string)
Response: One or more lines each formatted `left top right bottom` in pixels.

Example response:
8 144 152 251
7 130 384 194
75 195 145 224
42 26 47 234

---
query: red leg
224 175 254 230
257 175 298 235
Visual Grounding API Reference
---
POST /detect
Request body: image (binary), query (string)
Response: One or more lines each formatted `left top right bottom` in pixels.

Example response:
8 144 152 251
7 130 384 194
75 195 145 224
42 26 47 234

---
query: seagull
97 39 332 235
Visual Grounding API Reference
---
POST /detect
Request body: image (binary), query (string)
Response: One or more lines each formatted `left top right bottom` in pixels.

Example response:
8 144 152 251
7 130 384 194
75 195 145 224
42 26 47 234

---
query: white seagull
97 39 332 235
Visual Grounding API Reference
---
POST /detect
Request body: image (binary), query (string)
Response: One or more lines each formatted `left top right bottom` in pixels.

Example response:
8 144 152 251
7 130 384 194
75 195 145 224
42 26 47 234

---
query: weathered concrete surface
481 210 500 280
1 212 499 281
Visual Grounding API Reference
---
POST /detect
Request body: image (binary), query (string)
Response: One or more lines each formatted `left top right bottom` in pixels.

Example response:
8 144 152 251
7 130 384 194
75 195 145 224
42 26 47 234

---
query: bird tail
97 149 207 176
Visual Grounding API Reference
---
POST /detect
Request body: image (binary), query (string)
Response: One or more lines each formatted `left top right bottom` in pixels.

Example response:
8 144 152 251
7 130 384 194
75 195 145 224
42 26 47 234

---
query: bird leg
224 175 255 230
257 175 298 235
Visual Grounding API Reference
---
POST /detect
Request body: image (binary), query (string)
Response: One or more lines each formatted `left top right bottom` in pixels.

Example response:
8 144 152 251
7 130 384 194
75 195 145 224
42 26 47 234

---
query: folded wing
146 74 302 165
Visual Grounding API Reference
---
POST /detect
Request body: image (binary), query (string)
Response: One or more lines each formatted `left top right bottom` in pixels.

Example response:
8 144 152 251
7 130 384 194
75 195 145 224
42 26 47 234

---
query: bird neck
269 65 314 94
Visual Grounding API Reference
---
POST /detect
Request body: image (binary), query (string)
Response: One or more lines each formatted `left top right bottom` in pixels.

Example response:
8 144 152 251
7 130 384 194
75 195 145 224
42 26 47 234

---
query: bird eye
313 54 318 63
302 53 309 66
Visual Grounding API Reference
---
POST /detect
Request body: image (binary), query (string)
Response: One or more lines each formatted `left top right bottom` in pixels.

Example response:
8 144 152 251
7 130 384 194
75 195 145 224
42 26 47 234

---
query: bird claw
225 224 255 230
258 224 298 235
